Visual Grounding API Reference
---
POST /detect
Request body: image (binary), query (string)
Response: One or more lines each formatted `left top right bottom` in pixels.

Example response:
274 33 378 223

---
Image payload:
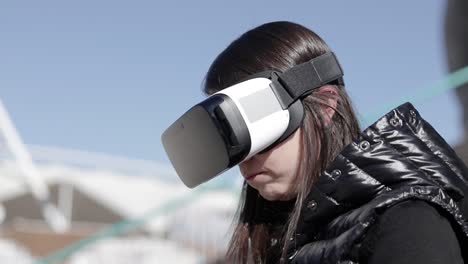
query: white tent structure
0 98 239 263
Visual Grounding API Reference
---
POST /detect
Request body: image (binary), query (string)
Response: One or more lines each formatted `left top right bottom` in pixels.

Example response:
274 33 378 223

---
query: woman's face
239 128 303 201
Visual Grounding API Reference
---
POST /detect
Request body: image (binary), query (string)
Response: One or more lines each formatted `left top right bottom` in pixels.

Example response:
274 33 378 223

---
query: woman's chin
258 184 295 201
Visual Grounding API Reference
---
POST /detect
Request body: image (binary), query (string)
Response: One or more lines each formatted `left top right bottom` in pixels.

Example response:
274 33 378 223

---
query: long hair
203 21 361 263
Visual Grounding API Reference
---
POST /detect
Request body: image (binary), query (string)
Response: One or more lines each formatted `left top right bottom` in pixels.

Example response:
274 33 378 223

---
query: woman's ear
316 85 339 125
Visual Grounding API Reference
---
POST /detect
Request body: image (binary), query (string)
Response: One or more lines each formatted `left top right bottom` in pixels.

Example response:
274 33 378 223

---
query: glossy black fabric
287 102 468 264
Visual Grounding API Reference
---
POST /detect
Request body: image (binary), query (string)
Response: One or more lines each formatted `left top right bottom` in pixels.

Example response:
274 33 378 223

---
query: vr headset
162 52 344 188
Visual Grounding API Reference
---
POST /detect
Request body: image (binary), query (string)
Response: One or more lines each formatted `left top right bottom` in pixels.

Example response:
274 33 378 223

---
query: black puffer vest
287 103 468 264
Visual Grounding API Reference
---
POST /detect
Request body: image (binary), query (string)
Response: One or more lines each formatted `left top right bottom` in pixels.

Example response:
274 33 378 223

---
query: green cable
362 66 468 126
35 66 468 264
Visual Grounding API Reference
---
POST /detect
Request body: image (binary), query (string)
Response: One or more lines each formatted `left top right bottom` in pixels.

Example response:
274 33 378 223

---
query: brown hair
203 21 361 263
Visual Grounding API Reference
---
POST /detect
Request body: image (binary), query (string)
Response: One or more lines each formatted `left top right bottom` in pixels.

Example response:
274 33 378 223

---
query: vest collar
297 102 468 234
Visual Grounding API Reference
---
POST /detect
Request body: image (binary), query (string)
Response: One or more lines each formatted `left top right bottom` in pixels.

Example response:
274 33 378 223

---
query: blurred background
1 0 467 263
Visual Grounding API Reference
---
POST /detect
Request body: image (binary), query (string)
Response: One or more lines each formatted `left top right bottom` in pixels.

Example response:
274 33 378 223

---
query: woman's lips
245 171 264 181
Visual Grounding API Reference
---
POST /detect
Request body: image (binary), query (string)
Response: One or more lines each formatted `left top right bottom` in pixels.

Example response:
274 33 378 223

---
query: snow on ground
0 239 34 264
68 238 204 264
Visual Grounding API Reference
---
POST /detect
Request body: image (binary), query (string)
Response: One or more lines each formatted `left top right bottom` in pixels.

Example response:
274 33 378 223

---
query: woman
202 21 468 263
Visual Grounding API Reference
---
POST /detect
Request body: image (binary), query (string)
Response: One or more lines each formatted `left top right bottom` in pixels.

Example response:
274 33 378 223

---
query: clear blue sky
0 0 462 165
